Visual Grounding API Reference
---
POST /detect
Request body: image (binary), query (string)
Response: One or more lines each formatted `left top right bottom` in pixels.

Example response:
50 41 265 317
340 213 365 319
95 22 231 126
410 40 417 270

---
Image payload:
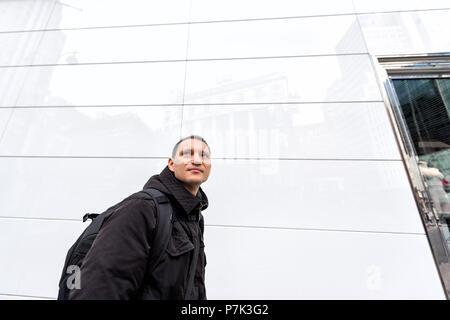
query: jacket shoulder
103 191 158 227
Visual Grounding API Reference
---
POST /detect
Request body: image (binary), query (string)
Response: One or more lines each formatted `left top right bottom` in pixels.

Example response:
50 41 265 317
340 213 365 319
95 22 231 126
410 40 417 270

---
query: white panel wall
0 218 86 298
0 158 167 220
33 24 189 65
189 0 356 21
8 62 186 107
0 0 55 32
187 16 367 58
46 0 192 29
359 10 450 55
0 109 12 135
0 158 423 234
0 106 182 156
204 227 444 299
352 0 450 13
0 32 43 66
0 0 447 299
184 55 382 104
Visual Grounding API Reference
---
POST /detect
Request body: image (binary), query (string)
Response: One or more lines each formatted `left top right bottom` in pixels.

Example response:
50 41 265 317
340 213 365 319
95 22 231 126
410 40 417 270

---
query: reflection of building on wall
184 73 290 159
0 2 54 106
185 73 290 105
362 15 413 52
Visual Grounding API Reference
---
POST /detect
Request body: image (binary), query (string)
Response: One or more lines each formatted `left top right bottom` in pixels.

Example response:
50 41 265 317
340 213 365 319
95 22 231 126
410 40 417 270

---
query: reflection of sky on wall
34 24 188 65
49 0 191 29
39 62 185 106
184 56 379 104
76 106 171 130
0 0 54 32
359 10 450 54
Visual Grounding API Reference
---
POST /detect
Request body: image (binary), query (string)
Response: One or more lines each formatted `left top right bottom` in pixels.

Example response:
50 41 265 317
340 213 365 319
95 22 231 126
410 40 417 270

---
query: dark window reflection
393 78 450 248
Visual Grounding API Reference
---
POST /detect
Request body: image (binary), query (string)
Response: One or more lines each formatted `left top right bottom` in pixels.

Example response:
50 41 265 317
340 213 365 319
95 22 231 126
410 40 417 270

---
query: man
69 135 211 300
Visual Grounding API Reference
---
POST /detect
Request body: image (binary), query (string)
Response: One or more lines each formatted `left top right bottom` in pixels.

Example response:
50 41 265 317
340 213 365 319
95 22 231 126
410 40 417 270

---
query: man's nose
192 153 202 164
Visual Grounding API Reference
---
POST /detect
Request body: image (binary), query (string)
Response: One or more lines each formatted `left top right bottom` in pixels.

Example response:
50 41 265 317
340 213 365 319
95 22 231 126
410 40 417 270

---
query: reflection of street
419 161 450 214
419 161 450 253
418 159 450 288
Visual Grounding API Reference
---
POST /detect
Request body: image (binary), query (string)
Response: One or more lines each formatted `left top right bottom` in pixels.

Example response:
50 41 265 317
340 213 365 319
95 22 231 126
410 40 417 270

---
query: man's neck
183 183 200 196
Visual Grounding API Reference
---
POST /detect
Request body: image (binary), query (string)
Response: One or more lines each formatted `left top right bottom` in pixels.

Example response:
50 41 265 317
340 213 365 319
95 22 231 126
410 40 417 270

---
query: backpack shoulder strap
139 188 201 300
140 188 173 277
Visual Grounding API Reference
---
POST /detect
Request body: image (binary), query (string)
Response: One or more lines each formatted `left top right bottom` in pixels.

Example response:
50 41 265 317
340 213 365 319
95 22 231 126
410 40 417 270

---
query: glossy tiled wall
0 0 448 299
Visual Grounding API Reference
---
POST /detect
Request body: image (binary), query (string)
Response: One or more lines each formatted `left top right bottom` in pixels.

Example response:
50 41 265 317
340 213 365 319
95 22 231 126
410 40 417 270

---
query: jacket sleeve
68 198 157 300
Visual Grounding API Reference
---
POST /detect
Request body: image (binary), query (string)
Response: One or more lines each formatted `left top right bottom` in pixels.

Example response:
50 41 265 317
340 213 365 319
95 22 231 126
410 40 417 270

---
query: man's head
168 135 211 195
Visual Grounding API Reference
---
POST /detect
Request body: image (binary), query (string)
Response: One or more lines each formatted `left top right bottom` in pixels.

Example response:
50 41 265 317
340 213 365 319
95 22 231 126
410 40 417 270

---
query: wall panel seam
0 100 386 108
0 293 54 300
1 7 450 34
0 216 426 236
0 155 403 161
0 52 372 68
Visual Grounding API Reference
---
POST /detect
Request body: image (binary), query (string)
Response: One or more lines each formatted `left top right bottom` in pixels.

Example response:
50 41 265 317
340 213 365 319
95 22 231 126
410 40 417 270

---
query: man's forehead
178 139 208 150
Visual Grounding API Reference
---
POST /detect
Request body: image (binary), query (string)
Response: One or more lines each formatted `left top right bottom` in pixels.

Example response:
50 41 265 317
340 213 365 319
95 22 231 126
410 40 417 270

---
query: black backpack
57 188 173 300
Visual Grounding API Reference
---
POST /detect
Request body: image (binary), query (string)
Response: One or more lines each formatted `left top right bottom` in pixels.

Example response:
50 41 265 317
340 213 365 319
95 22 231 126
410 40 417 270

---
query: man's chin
186 177 203 185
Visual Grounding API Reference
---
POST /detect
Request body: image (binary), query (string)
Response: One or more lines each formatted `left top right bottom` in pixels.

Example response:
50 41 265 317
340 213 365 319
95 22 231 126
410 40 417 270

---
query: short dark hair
171 135 210 158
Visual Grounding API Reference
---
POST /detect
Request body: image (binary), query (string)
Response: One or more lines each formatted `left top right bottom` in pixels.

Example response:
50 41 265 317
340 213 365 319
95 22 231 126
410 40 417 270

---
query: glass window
390 76 450 297
392 78 450 218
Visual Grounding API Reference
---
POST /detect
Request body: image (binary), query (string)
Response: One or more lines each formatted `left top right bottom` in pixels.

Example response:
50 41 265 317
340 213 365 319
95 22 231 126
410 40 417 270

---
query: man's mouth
188 168 203 173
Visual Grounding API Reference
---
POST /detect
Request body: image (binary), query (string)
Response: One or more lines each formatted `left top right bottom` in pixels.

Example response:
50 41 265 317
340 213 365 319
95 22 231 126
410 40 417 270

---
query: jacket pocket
166 236 195 257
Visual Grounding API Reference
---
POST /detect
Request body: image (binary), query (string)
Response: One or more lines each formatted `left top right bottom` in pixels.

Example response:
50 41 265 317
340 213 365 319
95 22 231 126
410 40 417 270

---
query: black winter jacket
69 165 209 300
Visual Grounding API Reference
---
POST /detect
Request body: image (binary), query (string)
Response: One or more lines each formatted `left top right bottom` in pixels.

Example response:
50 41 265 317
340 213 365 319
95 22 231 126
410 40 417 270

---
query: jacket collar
157 165 208 216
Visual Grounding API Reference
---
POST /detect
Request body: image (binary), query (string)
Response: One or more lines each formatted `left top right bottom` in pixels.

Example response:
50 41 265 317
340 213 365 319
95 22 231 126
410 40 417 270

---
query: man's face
168 138 211 188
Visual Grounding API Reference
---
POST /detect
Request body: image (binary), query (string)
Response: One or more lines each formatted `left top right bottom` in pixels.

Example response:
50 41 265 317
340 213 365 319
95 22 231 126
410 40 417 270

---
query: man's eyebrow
180 148 210 153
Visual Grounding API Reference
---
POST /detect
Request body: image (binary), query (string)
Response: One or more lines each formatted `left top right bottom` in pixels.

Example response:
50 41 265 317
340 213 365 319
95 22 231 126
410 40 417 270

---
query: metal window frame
373 53 450 299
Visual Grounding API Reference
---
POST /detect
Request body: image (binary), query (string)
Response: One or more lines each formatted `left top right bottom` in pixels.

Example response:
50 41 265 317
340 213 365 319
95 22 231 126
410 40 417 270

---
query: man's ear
168 158 175 172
